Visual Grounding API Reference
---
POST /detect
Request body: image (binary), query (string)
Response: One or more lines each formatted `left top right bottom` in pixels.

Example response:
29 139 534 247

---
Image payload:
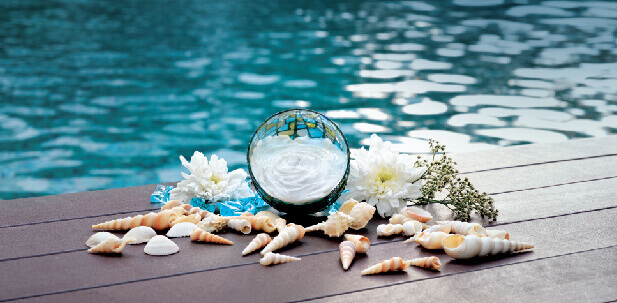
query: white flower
342 134 426 217
170 152 254 203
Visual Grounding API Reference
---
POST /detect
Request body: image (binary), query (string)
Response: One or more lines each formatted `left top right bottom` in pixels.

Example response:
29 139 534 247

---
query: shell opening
442 234 465 249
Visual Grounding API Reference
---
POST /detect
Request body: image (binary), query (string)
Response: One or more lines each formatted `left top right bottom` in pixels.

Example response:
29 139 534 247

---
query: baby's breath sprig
411 139 498 221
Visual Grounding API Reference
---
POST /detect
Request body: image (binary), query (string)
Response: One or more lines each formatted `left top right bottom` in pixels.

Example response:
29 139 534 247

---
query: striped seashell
443 234 534 259
242 233 272 256
197 214 228 232
227 218 252 234
436 221 487 237
305 212 352 237
348 202 376 230
415 231 449 249
161 200 183 210
190 228 233 245
124 226 157 244
344 234 370 253
408 256 441 270
92 210 179 230
86 232 119 248
389 214 415 225
400 206 433 223
170 213 202 227
361 257 409 275
259 252 300 266
486 229 509 240
144 235 179 256
166 222 198 238
339 241 356 270
240 213 277 233
261 224 305 255
88 237 135 254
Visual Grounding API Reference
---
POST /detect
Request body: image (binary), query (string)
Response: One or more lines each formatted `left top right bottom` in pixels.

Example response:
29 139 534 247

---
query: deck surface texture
1 136 616 303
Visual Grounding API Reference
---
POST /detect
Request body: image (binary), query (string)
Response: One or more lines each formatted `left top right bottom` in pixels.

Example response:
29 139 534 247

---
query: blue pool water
1 0 617 200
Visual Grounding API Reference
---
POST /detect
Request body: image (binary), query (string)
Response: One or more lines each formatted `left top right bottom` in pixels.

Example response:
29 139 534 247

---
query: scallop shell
144 235 179 256
415 231 449 249
423 224 452 234
260 252 300 266
305 212 352 237
170 213 202 227
161 200 183 210
240 213 277 233
88 237 135 254
86 232 119 248
436 221 487 237
92 210 179 230
339 241 356 270
344 234 370 253
261 224 305 255
166 222 198 238
400 206 433 223
227 219 252 234
443 234 534 259
408 256 441 270
486 229 509 240
361 257 409 275
197 214 228 232
348 202 376 230
389 214 414 225
338 198 358 215
242 233 272 256
190 228 234 245
124 226 157 244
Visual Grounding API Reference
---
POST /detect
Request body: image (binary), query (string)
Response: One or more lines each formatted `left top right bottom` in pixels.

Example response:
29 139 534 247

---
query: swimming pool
1 0 616 199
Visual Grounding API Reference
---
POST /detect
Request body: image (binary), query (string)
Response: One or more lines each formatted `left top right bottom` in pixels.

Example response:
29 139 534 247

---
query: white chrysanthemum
170 152 254 203
342 134 426 217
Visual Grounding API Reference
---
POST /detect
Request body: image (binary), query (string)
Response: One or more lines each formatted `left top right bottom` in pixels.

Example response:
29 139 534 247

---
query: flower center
375 167 396 183
211 174 223 184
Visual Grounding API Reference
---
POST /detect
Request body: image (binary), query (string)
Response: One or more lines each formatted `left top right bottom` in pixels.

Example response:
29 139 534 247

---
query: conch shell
389 214 414 225
377 221 423 237
124 226 157 244
240 213 277 233
348 202 376 230
197 214 228 233
443 234 534 259
166 222 198 238
88 237 135 253
486 229 509 240
339 241 356 270
305 212 352 237
423 224 452 234
242 233 272 256
86 232 119 248
227 219 252 234
400 206 433 223
255 211 287 232
361 257 409 275
92 210 179 230
261 224 305 255
190 228 233 245
260 252 300 266
144 235 179 256
436 221 487 237
414 231 449 249
170 213 202 227
338 198 358 214
344 234 370 253
408 256 441 270
161 200 183 210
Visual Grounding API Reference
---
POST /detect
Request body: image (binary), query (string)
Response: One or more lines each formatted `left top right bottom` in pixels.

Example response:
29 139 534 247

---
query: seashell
92 210 179 230
86 232 120 248
376 221 422 237
415 231 449 249
423 224 452 234
227 219 252 234
255 211 281 220
240 213 277 233
408 256 441 270
170 213 202 227
261 224 305 255
170 206 188 216
260 252 300 266
144 235 179 256
197 214 228 233
338 198 358 215
436 221 487 237
348 202 376 230
188 207 211 218
361 257 409 275
161 200 183 210
275 218 287 233
339 241 356 270
242 233 272 256
389 214 414 225
124 226 157 244
88 237 135 254
486 229 509 240
305 212 352 237
400 206 433 223
190 228 234 245
403 220 423 236
443 234 534 259
344 234 370 253
166 222 198 238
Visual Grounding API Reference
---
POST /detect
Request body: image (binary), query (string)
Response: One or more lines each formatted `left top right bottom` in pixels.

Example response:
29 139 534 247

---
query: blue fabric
150 185 174 204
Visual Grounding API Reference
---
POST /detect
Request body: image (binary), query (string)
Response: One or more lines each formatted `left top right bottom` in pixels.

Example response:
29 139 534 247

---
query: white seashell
86 232 119 248
377 224 402 237
242 233 272 256
261 224 305 255
274 218 287 233
88 237 135 254
144 235 179 256
486 229 509 240
197 214 228 232
305 212 352 237
338 198 358 215
240 213 277 233
227 219 252 234
407 256 441 270
124 226 157 244
344 234 370 253
389 214 414 225
402 220 423 236
400 206 433 223
436 221 487 237
255 211 281 220
442 234 534 259
166 222 198 238
161 200 183 210
415 231 448 249
339 241 356 270
260 252 300 266
348 202 376 230
361 257 409 275
423 224 452 234
170 206 188 216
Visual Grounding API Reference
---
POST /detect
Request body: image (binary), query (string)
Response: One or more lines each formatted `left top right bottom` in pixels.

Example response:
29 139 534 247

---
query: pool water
1 0 616 199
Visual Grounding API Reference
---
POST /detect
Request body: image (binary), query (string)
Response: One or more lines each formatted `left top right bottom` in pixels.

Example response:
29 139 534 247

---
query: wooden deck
1 136 616 303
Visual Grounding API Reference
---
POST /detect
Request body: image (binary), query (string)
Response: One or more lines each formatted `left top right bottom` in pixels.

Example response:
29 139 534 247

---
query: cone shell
227 218 252 234
344 234 370 253
144 235 179 256
400 206 433 223
170 213 202 227
361 257 409 275
260 252 300 266
443 234 534 259
389 214 414 225
197 214 228 232
415 231 448 249
486 229 509 240
124 226 157 244
348 202 376 230
86 232 119 248
339 241 356 270
408 256 441 270
261 224 305 255
436 221 487 237
92 210 179 230
305 212 352 237
242 233 272 256
88 237 135 253
166 222 198 238
190 228 233 245
161 200 183 210
240 213 277 233
423 224 452 234
338 198 358 215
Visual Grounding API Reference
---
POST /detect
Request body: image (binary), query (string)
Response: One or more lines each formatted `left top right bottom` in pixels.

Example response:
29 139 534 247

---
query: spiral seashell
486 229 509 240
260 252 300 266
305 212 352 237
124 226 157 244
242 233 272 256
255 211 280 220
377 224 402 237
423 224 452 234
144 235 179 256
408 256 441 270
261 224 305 255
339 241 356 270
166 222 198 238
344 234 370 253
389 214 414 225
88 237 135 253
403 220 423 236
197 214 228 233
443 234 534 259
170 206 188 216
338 198 358 215
415 231 449 249
86 232 119 248
189 228 233 245
436 221 487 237
400 206 433 223
240 213 277 233
170 213 202 227
275 218 287 233
92 210 179 230
348 202 376 230
361 257 409 275
161 200 183 210
227 219 252 234
188 207 211 218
